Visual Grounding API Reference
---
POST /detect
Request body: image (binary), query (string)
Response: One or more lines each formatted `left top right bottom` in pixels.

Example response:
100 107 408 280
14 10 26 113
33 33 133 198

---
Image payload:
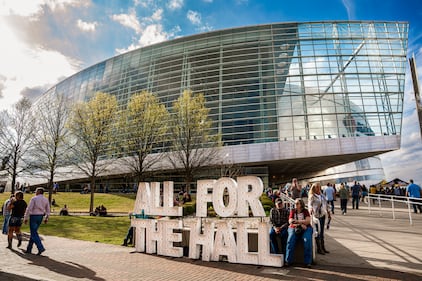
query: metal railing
367 194 422 225
278 192 296 209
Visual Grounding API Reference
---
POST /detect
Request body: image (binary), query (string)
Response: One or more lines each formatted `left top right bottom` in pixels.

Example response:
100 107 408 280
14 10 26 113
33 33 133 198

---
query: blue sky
0 0 422 183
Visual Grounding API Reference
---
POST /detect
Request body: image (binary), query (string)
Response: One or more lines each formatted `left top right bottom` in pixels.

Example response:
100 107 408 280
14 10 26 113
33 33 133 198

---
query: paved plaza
1 205 422 281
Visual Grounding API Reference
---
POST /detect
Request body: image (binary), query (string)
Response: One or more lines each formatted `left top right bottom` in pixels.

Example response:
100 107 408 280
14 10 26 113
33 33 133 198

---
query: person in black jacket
7 191 27 249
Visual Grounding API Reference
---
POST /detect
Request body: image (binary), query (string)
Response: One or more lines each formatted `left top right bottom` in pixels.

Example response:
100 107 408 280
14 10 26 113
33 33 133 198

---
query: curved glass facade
40 21 408 184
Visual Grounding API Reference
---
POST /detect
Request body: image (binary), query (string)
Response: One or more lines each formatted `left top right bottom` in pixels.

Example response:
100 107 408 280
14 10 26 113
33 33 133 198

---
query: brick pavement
1 205 422 281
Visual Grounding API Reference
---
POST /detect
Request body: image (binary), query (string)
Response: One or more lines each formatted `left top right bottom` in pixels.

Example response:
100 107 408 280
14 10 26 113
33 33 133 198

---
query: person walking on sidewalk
406 179 422 214
24 188 50 255
2 194 14 235
351 181 362 210
324 183 336 214
338 183 349 215
6 191 27 249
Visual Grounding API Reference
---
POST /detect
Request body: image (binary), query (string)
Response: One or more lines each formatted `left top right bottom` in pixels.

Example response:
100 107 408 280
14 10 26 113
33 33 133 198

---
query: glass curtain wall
52 21 408 157
278 22 408 140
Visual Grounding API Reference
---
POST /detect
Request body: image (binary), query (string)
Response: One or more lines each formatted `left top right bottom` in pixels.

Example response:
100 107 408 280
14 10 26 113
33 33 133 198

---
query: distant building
305 157 385 188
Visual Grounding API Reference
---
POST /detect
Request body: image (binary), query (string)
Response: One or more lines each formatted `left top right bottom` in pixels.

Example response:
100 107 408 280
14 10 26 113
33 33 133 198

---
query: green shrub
183 202 196 216
262 204 273 213
260 192 274 208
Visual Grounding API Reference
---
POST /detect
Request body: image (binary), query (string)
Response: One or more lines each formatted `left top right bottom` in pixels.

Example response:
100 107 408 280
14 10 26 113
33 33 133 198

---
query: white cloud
381 57 422 184
138 24 168 46
111 9 141 33
187 10 201 25
116 23 169 54
151 8 163 21
45 0 90 11
77 19 98 32
167 0 184 10
116 24 183 54
341 0 355 20
203 0 213 2
0 0 43 17
198 23 213 33
0 0 89 17
114 6 182 54
0 17 79 110
134 0 155 8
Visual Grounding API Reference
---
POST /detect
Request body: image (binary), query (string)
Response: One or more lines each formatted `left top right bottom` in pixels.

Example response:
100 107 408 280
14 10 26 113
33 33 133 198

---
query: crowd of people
266 177 422 267
268 179 332 268
2 187 50 255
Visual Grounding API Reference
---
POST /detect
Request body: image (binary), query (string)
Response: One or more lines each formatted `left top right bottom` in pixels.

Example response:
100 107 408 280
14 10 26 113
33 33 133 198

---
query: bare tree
219 162 244 178
30 93 72 203
0 98 36 194
119 91 169 183
168 90 221 192
67 92 119 213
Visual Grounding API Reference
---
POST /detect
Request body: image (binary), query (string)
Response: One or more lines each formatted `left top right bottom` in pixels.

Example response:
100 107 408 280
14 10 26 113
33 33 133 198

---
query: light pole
409 54 422 139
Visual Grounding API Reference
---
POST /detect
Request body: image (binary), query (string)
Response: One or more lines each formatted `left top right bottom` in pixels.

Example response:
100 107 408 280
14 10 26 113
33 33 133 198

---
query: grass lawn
1 191 273 246
1 191 135 246
1 191 136 213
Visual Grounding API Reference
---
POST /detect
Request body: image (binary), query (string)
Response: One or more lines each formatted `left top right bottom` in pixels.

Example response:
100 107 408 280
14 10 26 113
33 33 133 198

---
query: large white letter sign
185 219 215 261
257 222 283 267
211 221 237 263
134 182 182 216
133 182 153 215
196 180 215 217
162 181 183 216
157 220 183 257
237 176 265 217
132 218 149 252
132 177 285 268
212 177 238 217
236 221 258 265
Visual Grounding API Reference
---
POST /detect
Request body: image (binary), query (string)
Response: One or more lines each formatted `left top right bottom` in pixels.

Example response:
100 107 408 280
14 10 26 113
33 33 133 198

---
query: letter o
212 177 237 217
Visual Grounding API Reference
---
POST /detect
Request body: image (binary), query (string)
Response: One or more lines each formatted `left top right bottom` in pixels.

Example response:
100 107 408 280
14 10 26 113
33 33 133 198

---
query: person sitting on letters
269 198 290 254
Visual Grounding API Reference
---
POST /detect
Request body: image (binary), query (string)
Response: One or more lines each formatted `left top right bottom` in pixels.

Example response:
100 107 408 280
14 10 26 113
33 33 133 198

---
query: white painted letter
196 180 215 217
237 176 265 217
212 178 237 217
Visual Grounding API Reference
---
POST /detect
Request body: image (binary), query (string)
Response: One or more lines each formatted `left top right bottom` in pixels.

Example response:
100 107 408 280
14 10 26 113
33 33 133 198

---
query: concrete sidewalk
1 205 421 281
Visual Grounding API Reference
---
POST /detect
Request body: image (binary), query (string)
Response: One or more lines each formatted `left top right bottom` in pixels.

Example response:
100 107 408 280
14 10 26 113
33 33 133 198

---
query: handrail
367 194 422 225
278 193 295 210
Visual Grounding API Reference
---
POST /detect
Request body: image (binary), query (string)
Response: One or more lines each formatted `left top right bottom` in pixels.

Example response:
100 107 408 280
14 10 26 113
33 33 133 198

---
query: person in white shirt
24 188 50 255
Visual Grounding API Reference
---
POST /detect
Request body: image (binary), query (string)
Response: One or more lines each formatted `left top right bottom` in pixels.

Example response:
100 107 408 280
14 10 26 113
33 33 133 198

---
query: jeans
410 198 422 213
327 200 335 213
27 215 45 253
2 214 10 234
285 226 313 265
340 199 348 213
352 195 360 209
269 227 287 254
314 215 326 240
125 226 134 244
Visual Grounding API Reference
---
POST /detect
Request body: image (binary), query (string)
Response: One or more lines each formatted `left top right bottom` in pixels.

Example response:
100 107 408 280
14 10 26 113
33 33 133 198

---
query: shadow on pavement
0 271 38 281
157 255 422 281
10 248 105 281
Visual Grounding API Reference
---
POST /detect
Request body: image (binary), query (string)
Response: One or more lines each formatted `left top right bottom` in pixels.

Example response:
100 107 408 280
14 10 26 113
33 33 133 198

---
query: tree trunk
89 176 96 213
48 169 54 204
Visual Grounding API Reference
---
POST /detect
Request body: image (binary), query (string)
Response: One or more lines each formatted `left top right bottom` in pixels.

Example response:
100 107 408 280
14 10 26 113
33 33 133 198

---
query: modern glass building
36 21 409 188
